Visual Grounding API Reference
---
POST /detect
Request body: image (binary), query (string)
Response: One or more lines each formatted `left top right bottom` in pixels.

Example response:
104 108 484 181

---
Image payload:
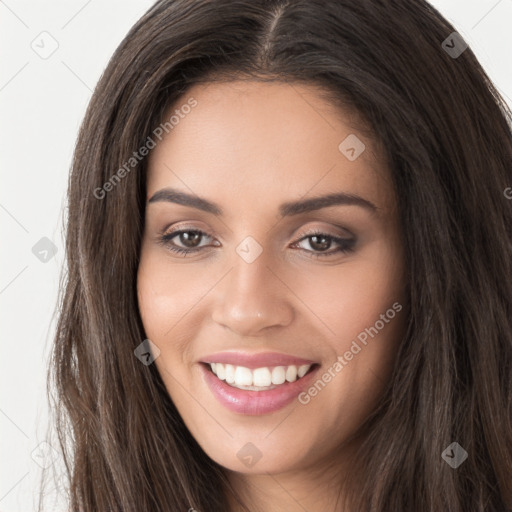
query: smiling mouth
204 362 318 391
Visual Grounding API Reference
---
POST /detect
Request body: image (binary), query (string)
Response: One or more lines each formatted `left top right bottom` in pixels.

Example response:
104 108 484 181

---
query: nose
211 254 294 337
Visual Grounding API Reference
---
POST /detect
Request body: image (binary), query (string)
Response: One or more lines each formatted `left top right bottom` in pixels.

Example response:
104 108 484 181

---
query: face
137 80 406 475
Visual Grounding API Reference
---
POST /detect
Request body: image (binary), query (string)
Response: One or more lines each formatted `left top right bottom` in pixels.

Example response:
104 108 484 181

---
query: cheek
136 253 194 408
293 244 405 427
137 246 210 336
137 262 175 340
136 246 227 377
136 248 193 357
288 243 404 347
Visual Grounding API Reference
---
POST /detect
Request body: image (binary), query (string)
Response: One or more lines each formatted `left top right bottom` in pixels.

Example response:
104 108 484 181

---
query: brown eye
308 234 332 251
159 229 217 256
175 231 203 248
293 231 356 257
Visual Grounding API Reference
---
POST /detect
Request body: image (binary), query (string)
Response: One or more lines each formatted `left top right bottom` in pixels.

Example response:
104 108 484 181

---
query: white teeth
208 362 313 389
285 365 297 382
216 363 226 380
234 366 253 386
297 364 310 378
225 364 235 384
253 367 272 387
271 366 286 385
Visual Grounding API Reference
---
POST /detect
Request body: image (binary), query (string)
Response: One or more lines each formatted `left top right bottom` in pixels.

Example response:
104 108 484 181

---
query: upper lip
200 351 317 369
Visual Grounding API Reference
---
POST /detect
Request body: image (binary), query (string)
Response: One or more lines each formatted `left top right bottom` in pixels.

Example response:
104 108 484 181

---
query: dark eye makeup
156 227 356 259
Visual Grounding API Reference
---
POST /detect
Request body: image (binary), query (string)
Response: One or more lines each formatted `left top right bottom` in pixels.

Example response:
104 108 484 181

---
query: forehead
146 80 394 216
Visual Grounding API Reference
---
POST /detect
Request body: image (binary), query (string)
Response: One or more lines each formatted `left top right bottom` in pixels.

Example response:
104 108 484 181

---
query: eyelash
157 228 355 258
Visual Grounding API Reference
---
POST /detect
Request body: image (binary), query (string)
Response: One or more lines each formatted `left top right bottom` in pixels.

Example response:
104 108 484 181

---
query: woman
48 0 512 510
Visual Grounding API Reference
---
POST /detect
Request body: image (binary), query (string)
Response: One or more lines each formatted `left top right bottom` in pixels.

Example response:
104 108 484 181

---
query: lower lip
200 363 320 415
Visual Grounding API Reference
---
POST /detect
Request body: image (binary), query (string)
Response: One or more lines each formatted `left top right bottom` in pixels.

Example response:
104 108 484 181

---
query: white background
1 1 511 510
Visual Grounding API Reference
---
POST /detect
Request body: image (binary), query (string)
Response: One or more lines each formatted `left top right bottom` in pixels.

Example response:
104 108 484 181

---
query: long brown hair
46 0 512 510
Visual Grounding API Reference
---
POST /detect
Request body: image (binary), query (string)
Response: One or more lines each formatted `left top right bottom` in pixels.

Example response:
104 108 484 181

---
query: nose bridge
229 252 272 304
211 246 293 335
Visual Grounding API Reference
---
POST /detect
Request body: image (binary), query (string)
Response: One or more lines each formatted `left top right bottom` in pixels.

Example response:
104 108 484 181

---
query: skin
137 80 407 512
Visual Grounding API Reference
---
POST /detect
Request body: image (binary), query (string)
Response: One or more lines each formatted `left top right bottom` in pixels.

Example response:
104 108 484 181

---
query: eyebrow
147 187 377 217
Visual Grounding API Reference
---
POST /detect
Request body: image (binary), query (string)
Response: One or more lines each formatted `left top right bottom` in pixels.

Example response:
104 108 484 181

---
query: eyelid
291 228 356 255
158 225 217 246
159 223 353 244
157 224 356 259
294 224 354 240
159 221 215 238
